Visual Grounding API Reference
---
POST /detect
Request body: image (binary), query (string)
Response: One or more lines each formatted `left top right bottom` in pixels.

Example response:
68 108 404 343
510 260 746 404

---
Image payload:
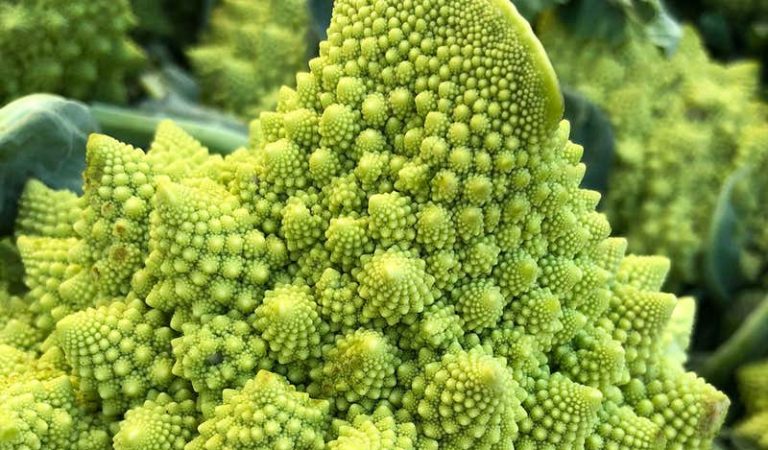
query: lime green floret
188 0 310 117
539 17 767 289
734 359 768 449
0 0 144 103
15 180 81 239
0 346 111 450
0 0 729 449
113 390 198 450
186 370 330 450
55 298 177 417
328 404 417 449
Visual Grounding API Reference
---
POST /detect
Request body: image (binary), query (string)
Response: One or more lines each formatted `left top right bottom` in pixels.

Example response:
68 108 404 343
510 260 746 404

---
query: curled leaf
0 94 98 234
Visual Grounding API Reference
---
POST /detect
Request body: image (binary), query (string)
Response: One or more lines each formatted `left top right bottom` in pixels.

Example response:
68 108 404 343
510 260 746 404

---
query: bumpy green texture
539 18 767 289
188 0 310 117
0 0 144 103
113 389 198 450
186 370 330 450
55 298 177 417
328 404 418 449
0 289 37 350
15 180 81 239
0 120 216 352
659 296 697 366
734 360 768 449
0 346 112 450
17 235 89 332
0 1 729 449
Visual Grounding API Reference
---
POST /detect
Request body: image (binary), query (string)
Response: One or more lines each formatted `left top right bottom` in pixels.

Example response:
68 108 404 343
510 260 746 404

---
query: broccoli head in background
665 0 768 88
539 17 767 290
188 0 310 118
0 0 730 449
733 360 768 449
0 0 144 104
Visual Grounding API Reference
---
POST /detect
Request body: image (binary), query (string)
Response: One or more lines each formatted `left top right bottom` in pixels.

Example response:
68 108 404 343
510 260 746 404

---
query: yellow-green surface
0 1 728 449
540 16 768 289
0 0 144 103
188 0 310 118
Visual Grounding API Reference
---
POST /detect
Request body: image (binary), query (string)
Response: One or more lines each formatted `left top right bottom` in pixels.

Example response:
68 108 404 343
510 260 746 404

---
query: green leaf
557 0 631 45
0 94 98 234
697 12 737 57
562 87 616 197
557 0 682 52
703 166 751 305
644 1 683 55
309 0 333 44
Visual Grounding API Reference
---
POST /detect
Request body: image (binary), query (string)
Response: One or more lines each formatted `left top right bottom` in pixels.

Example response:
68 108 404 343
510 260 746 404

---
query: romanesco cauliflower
0 1 729 449
188 0 310 118
0 0 144 103
538 17 768 289
733 359 768 449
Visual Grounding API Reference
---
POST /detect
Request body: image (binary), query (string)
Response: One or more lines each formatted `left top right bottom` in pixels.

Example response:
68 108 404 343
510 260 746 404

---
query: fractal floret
188 0 310 117
733 359 768 449
538 17 768 289
0 0 728 449
0 0 144 103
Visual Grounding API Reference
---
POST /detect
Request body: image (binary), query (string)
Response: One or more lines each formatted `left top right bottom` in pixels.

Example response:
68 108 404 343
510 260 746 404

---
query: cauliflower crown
0 1 729 449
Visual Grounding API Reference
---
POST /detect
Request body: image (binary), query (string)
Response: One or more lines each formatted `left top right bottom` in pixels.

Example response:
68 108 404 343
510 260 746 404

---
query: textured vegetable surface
540 18 767 289
188 0 310 117
0 0 144 104
0 0 729 449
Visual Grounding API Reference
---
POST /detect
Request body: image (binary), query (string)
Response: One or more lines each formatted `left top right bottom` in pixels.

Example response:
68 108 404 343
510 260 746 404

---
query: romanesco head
0 1 730 449
0 347 111 450
733 359 768 448
0 0 144 103
188 0 311 117
539 18 767 289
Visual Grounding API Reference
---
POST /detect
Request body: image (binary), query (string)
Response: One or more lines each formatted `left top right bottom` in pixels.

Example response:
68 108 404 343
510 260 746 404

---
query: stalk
90 103 248 154
700 296 768 385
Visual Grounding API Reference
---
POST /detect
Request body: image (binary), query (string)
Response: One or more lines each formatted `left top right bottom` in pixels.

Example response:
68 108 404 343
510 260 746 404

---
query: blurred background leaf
0 238 24 295
703 166 752 305
562 87 616 198
0 94 98 234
